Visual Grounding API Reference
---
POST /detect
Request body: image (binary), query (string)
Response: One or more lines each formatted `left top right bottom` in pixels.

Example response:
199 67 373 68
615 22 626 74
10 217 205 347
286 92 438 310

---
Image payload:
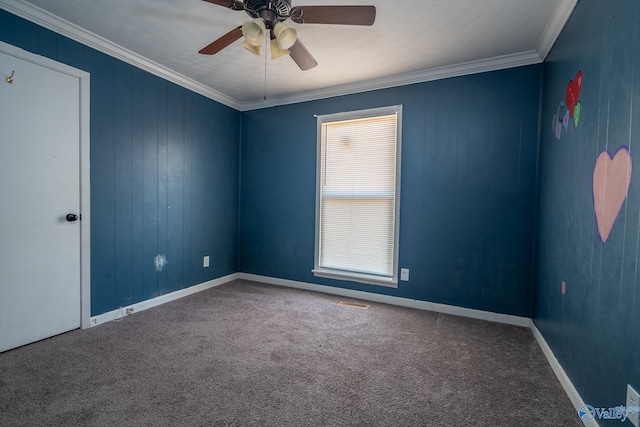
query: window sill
312 268 398 288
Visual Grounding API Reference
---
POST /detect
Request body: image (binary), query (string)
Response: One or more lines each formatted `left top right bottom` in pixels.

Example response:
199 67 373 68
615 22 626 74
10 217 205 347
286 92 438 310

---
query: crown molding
241 0 580 111
1 0 574 112
239 50 543 111
536 0 578 60
0 0 242 111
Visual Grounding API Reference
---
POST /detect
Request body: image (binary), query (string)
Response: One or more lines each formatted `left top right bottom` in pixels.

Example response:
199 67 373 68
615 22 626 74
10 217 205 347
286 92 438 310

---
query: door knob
66 213 79 222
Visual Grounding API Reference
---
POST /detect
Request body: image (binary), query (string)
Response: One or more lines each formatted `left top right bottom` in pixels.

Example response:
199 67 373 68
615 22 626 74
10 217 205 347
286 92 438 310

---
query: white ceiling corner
536 0 579 60
0 0 577 111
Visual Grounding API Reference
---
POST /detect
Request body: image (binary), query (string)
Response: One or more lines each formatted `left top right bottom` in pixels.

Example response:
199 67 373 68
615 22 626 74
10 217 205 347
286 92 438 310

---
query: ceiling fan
199 0 376 71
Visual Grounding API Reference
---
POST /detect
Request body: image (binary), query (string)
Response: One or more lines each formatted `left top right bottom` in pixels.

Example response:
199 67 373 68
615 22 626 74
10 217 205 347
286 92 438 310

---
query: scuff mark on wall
154 255 168 272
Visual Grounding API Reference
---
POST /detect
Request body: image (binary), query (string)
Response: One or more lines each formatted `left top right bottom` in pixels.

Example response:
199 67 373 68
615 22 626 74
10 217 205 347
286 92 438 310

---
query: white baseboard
89 273 240 327
531 322 593 426
238 273 531 327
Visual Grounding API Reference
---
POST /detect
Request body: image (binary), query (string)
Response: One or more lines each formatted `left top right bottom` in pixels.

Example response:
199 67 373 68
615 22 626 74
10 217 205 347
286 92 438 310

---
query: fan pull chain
264 32 267 100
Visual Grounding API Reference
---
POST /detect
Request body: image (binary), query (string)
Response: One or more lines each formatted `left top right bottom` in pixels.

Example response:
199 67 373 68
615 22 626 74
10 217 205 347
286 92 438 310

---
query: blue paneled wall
240 66 542 317
2 0 636 412
536 0 640 413
0 8 542 320
0 10 241 316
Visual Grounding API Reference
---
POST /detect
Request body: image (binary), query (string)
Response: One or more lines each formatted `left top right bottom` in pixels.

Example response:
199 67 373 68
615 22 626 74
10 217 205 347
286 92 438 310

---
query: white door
0 49 81 352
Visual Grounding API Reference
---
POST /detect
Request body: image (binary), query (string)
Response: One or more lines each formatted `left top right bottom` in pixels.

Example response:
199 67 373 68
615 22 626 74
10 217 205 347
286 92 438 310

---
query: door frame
0 40 91 329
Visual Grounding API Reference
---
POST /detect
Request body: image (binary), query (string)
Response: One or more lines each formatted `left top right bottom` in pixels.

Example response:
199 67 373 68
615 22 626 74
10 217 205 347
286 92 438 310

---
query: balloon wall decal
566 71 583 119
551 71 583 140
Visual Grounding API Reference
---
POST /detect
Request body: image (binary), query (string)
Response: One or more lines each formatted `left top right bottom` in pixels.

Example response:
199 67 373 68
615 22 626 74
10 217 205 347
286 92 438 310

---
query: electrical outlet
627 384 639 427
203 256 210 268
400 268 409 281
126 307 134 315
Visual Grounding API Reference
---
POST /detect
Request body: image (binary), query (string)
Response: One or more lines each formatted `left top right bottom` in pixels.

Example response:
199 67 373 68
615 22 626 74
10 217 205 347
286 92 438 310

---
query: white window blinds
314 106 402 286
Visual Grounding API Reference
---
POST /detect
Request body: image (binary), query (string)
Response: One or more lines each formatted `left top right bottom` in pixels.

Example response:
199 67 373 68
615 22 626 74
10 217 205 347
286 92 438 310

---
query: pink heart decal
593 146 632 243
566 71 583 118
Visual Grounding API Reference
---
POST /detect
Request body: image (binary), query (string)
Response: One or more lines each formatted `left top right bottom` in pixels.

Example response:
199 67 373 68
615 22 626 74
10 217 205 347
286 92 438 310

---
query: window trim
313 105 402 288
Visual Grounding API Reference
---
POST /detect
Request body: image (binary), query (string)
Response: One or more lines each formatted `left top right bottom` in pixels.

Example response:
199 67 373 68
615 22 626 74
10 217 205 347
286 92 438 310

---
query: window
313 105 402 287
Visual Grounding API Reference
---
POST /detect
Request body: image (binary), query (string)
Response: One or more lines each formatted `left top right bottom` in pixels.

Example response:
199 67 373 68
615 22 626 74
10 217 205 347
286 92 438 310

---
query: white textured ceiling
1 0 576 110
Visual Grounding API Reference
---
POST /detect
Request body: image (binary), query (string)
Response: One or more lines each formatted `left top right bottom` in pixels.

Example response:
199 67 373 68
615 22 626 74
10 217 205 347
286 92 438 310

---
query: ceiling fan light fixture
270 38 291 60
241 40 262 56
241 18 266 47
201 1 378 71
273 22 297 50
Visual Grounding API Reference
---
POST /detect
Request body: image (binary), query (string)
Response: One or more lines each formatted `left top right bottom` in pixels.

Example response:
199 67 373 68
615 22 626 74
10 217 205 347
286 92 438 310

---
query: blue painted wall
239 66 542 317
536 0 640 414
3 0 635 410
0 10 241 316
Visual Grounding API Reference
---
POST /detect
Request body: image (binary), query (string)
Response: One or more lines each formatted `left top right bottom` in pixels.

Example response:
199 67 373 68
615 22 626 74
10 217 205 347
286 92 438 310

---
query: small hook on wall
6 70 14 84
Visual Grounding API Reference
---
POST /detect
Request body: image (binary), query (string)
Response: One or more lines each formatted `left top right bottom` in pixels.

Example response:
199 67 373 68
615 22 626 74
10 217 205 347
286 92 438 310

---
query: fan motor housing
245 0 291 25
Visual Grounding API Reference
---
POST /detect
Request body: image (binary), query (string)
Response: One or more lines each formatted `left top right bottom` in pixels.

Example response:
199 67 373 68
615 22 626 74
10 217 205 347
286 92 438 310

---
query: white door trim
0 40 91 329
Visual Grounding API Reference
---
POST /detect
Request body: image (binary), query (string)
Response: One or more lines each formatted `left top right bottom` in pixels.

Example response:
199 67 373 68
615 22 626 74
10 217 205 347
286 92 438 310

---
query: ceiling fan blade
290 6 376 26
199 26 243 55
201 0 243 9
289 39 318 71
